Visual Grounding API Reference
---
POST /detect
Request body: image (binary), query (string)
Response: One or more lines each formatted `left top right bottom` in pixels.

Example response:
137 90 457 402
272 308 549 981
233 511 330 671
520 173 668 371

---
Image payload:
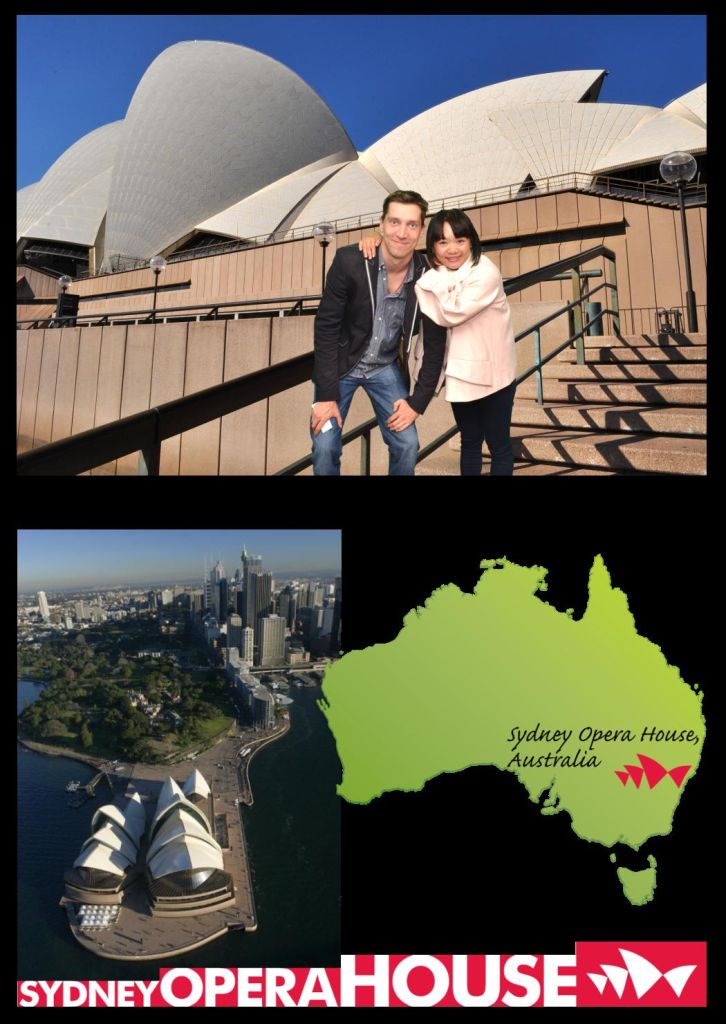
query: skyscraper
218 577 228 624
330 577 342 654
228 613 243 654
243 570 273 653
241 546 263 628
37 591 50 621
257 615 286 667
241 627 254 664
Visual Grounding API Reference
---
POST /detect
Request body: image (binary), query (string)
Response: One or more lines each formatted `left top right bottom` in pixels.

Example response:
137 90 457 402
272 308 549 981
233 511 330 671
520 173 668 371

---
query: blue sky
17 14 706 189
17 530 341 591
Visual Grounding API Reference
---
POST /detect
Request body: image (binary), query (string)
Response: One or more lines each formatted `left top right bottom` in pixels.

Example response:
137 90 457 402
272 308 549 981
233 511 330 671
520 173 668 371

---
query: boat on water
65 780 81 792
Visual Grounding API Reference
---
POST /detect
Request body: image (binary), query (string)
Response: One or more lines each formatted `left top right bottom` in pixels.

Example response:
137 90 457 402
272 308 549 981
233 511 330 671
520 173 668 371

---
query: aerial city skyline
17 529 341 592
19 535 341 669
18 530 342 971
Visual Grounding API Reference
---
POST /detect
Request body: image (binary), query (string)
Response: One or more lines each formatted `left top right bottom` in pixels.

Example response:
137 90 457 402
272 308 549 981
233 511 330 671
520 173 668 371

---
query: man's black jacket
313 245 448 415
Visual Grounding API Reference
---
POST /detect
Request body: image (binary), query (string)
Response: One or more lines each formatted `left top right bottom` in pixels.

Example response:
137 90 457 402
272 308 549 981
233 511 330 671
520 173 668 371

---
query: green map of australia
321 556 705 905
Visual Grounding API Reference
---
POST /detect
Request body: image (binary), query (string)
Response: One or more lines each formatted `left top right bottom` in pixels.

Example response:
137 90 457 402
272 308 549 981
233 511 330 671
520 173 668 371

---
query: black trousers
451 381 516 476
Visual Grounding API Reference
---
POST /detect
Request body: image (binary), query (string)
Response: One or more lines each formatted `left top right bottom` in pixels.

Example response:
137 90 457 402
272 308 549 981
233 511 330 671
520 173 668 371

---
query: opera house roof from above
147 770 224 891
17 40 706 269
71 794 147 883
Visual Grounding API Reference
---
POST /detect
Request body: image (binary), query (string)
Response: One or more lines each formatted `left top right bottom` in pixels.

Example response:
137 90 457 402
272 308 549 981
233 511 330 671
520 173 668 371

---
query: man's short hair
382 190 428 225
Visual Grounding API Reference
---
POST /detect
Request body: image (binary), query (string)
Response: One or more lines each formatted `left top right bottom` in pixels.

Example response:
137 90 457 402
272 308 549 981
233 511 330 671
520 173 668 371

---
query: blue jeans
311 364 419 476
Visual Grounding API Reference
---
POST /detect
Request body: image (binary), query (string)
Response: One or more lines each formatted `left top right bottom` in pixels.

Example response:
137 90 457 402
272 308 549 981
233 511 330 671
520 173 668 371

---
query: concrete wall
16 189 707 474
17 298 571 475
20 191 706 339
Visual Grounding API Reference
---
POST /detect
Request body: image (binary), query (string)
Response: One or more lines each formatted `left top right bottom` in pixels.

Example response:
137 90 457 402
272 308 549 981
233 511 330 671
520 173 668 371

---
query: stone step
516 380 705 405
556 345 707 363
416 446 622 476
511 402 706 436
541 362 706 381
509 426 706 474
577 333 706 348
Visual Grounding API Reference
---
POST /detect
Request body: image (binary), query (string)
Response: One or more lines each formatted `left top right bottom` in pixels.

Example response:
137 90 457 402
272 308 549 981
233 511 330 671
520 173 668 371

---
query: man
311 190 448 475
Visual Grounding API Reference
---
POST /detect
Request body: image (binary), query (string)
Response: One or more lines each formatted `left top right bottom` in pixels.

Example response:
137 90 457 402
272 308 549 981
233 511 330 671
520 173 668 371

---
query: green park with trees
18 615 235 763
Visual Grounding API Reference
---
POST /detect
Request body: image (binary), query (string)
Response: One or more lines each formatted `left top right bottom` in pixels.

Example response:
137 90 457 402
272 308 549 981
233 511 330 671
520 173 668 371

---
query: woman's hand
358 235 381 260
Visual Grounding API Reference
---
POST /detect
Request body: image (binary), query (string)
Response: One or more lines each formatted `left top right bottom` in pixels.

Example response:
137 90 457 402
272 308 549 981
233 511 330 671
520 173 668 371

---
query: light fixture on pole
149 255 167 320
659 151 698 332
312 224 335 297
54 275 74 327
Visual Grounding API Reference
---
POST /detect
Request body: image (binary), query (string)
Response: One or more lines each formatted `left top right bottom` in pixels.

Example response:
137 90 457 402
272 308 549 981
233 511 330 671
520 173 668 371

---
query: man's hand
358 235 382 260
387 398 419 432
311 401 343 435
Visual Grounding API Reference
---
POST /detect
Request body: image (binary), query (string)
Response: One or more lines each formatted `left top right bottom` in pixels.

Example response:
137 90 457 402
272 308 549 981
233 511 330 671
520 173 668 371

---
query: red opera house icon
614 753 691 789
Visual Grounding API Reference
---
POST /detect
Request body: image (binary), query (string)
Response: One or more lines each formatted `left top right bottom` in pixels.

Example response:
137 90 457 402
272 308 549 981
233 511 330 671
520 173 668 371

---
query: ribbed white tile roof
16 48 705 260
147 809 220 864
489 102 659 185
151 791 212 839
101 40 356 264
362 70 604 198
664 83 706 127
148 834 225 879
73 841 133 877
591 109 707 174
17 121 122 242
22 167 113 246
154 776 185 822
182 767 211 801
91 802 145 847
196 160 349 240
16 183 38 228
82 823 138 864
288 161 389 230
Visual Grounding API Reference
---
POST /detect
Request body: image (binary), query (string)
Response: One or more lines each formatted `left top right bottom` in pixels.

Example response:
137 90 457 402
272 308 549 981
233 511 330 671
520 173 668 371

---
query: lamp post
659 151 698 332
54 275 73 327
312 223 335 297
149 255 167 320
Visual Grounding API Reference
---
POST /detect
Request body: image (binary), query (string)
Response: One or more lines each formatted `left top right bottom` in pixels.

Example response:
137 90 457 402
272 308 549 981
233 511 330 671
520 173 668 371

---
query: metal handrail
17 353 315 476
17 245 620 476
16 294 322 330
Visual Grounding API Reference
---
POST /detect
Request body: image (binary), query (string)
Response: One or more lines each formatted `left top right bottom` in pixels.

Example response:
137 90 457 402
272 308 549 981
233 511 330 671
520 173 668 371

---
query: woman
360 209 517 475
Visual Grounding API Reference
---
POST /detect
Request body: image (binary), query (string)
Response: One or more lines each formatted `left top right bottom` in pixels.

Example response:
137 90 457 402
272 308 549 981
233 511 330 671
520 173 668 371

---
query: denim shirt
348 250 414 379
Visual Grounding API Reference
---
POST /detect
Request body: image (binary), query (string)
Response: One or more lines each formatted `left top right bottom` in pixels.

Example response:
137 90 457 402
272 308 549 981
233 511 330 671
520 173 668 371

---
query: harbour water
17 679 340 980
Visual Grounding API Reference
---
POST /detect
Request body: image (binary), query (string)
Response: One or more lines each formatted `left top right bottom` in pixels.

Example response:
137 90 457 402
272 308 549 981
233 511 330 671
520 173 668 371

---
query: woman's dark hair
426 209 481 267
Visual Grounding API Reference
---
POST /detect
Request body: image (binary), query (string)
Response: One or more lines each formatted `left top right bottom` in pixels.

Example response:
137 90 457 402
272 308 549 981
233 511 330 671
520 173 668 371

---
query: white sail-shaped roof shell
74 841 132 877
488 102 660 186
590 109 707 174
148 834 225 879
17 121 122 243
91 803 145 848
362 70 605 200
182 768 211 802
147 810 221 864
21 167 113 247
81 823 138 864
195 160 349 241
153 776 185 820
664 83 706 128
16 50 706 259
288 161 390 231
101 40 356 264
150 792 212 841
